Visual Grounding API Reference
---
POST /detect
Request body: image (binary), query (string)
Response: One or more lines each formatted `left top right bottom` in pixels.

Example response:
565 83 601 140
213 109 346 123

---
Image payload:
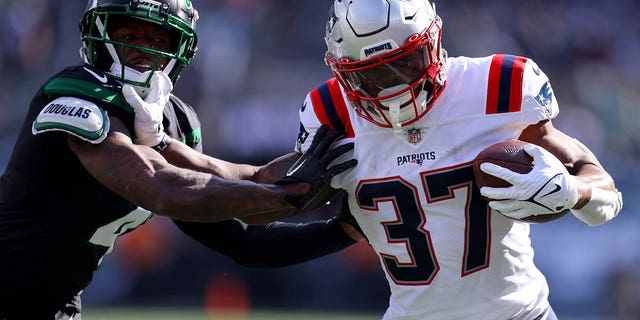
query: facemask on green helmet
79 0 199 91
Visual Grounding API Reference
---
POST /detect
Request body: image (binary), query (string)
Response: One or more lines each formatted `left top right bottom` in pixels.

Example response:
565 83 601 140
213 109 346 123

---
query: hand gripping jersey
295 55 559 320
0 64 202 313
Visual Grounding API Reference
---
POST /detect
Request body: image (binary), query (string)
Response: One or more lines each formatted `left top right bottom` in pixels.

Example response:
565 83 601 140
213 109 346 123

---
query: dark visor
344 46 429 98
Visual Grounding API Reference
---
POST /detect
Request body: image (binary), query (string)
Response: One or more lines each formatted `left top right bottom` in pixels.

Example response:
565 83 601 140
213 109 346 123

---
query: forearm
175 218 356 268
70 133 304 222
248 152 301 183
160 139 260 180
572 163 622 226
573 162 616 207
159 141 300 183
136 164 304 221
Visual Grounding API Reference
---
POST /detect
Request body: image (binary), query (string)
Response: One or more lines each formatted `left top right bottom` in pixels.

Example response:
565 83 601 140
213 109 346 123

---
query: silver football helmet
325 0 447 132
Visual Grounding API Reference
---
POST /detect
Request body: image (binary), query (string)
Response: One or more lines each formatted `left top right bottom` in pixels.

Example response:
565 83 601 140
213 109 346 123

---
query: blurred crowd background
1 0 639 319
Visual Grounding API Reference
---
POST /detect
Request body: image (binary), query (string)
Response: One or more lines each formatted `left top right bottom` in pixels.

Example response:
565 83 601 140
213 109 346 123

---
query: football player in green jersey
0 1 361 318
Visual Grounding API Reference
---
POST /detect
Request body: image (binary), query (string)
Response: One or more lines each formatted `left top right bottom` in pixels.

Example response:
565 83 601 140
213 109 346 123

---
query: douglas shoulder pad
32 96 110 144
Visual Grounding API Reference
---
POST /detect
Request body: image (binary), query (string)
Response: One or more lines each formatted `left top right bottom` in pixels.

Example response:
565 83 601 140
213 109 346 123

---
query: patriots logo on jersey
396 151 436 167
296 123 309 151
534 82 554 116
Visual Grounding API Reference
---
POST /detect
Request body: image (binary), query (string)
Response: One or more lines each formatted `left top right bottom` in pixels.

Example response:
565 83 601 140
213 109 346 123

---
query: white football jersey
295 54 559 320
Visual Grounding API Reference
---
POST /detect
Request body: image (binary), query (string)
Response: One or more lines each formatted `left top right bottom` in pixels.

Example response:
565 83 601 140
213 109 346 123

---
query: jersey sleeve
293 92 324 154
294 78 355 154
173 218 355 268
520 58 560 124
32 96 110 144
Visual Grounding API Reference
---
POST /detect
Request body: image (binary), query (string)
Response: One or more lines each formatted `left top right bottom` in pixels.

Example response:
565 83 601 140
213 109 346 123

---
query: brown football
472 140 568 223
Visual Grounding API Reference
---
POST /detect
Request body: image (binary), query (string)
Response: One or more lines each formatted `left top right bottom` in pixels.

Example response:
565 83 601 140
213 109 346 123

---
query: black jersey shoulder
166 95 203 152
42 65 135 126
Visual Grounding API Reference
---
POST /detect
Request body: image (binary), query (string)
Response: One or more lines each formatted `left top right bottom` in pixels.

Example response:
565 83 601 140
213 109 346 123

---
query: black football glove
277 124 357 211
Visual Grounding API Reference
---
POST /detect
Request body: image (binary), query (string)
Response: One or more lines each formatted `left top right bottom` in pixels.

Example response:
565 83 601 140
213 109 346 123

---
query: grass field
84 308 380 320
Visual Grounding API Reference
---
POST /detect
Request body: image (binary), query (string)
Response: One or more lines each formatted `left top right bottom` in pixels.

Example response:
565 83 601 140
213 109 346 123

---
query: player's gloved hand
122 72 173 147
277 124 357 211
479 143 579 219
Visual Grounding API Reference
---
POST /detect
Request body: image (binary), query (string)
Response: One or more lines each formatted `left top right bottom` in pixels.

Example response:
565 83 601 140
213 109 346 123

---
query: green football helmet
79 0 199 87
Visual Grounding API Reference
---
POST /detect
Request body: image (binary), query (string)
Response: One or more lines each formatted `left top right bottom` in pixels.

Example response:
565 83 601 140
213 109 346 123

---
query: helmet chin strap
109 62 168 99
379 84 412 133
378 85 429 132
388 102 402 133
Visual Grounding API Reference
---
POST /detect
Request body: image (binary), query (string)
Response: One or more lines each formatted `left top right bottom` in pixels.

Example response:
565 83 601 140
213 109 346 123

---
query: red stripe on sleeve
309 86 333 129
327 78 355 138
508 56 527 113
486 54 505 114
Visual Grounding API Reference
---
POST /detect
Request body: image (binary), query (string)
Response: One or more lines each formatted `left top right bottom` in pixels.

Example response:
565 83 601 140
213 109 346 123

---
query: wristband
571 187 622 226
152 134 172 153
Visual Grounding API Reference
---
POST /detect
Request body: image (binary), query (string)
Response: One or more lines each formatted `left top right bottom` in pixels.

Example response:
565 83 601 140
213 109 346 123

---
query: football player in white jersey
293 0 623 319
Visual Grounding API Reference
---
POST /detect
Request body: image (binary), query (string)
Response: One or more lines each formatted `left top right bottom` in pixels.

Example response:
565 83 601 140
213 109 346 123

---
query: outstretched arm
68 116 305 222
174 193 363 267
156 138 287 181
117 73 356 221
174 218 355 267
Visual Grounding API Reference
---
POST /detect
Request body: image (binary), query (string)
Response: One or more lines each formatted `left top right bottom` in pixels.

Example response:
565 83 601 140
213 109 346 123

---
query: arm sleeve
521 58 559 124
173 218 356 268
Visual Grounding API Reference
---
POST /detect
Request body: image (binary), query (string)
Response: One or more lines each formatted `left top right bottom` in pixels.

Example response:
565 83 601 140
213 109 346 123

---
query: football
472 140 568 223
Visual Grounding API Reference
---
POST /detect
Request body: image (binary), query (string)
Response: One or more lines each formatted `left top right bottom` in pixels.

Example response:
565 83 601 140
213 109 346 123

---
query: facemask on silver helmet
79 0 199 93
325 0 447 132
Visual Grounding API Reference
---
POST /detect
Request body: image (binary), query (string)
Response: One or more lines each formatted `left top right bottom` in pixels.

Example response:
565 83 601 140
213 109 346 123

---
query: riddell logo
364 42 393 57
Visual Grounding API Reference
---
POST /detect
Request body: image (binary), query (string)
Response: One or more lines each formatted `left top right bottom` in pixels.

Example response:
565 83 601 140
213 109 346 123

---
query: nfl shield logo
407 128 421 144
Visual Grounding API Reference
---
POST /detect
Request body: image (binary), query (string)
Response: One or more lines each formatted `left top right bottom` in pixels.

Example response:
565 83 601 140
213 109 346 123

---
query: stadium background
0 0 638 319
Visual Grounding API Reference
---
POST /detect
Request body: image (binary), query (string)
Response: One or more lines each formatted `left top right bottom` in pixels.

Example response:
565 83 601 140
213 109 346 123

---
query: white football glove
479 143 579 220
122 72 173 147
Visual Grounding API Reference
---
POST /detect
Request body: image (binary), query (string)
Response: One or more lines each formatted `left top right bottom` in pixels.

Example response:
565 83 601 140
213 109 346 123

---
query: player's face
107 16 174 73
345 46 429 99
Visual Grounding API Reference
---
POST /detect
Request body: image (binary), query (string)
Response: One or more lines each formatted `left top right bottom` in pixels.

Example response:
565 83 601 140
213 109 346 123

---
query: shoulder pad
32 97 110 144
522 59 559 120
43 66 133 115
